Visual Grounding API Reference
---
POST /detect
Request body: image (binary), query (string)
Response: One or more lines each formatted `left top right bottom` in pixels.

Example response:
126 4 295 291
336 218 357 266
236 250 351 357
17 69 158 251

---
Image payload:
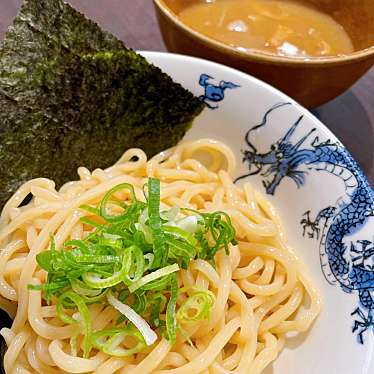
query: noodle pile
0 139 321 374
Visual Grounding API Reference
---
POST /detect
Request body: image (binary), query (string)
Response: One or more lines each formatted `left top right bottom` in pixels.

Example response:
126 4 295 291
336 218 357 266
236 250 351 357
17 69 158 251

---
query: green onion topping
28 178 237 358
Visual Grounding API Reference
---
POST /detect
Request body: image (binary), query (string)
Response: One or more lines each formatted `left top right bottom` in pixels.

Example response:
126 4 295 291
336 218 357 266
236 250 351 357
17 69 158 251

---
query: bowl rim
153 0 374 66
139 50 362 152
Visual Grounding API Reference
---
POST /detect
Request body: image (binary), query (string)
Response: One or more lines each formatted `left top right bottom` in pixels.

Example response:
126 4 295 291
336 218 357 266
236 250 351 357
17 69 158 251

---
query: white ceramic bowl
141 51 374 374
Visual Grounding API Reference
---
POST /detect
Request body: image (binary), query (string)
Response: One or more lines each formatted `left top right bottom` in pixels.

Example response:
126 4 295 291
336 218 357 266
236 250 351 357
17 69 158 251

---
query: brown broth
179 0 354 57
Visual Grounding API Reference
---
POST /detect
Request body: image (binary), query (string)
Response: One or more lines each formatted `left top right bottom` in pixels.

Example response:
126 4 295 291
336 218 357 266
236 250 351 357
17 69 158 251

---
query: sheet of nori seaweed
0 0 204 207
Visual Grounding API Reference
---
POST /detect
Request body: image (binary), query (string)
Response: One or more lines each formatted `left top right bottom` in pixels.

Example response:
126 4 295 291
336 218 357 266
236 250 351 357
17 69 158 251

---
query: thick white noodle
0 139 321 373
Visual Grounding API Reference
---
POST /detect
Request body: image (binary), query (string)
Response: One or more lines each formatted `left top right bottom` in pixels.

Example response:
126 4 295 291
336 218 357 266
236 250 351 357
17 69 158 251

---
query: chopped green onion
28 179 237 359
75 255 120 264
166 274 178 344
148 178 167 268
118 289 129 303
183 208 237 260
80 204 100 215
107 291 157 346
162 225 198 247
165 236 196 264
176 290 215 324
139 274 172 291
71 279 102 297
128 264 179 293
125 245 145 284
80 217 104 229
143 253 154 271
81 289 109 304
175 215 199 234
134 221 153 243
57 291 92 358
35 251 55 272
82 250 131 289
49 236 56 251
132 291 147 314
102 233 123 241
91 327 146 357
99 183 137 223
149 293 167 328
64 240 90 254
70 332 79 357
160 206 180 222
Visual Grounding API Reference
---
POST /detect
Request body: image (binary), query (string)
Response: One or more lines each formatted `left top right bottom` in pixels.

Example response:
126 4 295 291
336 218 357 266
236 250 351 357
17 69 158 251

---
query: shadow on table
311 90 374 185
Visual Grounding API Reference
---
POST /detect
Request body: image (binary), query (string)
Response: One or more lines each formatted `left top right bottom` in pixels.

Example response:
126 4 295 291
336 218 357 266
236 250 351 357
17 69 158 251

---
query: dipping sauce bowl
154 0 374 108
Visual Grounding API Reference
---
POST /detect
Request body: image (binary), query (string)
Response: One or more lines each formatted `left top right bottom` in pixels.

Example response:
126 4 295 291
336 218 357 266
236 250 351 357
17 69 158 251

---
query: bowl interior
159 0 374 52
